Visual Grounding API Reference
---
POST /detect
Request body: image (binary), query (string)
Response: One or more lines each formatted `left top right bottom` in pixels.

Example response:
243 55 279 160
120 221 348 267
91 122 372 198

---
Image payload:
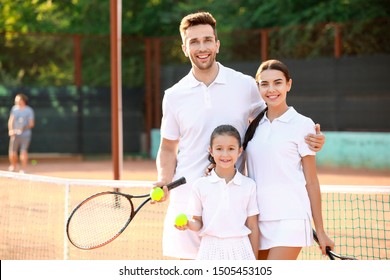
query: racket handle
312 229 319 243
166 177 186 191
313 229 335 259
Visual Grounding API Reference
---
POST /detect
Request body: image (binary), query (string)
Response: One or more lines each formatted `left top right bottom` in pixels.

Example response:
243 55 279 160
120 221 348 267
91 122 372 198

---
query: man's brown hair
179 11 217 42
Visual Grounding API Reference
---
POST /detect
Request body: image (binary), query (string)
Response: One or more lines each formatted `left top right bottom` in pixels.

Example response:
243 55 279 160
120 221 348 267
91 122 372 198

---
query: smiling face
209 134 242 171
258 69 292 110
181 24 220 72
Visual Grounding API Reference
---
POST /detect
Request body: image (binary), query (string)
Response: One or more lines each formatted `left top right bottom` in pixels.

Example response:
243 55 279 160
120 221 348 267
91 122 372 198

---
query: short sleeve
28 107 34 120
187 180 203 217
246 182 259 217
298 117 316 157
10 105 16 116
160 92 180 140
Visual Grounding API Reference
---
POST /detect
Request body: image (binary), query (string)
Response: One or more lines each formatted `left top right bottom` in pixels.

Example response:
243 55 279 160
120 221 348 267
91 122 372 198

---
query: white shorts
162 201 200 259
197 235 256 260
259 219 313 250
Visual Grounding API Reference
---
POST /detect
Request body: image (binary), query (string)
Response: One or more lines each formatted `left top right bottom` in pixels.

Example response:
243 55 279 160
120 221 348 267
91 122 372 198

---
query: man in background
8 93 35 173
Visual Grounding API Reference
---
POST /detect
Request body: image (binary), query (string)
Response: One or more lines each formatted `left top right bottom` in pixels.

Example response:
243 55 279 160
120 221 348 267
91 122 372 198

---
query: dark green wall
0 86 144 155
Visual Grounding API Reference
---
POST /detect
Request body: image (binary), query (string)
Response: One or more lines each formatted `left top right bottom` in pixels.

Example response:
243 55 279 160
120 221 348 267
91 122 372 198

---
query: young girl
175 124 259 260
244 59 334 260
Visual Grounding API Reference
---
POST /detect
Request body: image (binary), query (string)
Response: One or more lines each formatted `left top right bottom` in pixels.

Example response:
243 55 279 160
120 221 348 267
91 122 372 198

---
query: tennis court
0 158 389 260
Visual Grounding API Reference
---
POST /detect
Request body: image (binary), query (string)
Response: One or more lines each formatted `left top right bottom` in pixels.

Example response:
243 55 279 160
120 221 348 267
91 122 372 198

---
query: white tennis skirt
197 235 256 260
259 219 313 250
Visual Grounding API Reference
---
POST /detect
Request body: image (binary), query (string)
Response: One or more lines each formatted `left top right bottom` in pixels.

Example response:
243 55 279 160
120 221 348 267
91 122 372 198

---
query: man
155 11 325 259
8 93 35 173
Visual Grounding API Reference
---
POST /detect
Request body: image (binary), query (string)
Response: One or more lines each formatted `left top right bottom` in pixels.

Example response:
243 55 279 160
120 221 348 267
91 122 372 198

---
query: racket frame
66 177 186 250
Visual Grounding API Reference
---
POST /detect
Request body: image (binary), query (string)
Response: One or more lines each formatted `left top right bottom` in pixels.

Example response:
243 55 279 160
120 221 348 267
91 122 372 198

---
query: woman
244 59 334 260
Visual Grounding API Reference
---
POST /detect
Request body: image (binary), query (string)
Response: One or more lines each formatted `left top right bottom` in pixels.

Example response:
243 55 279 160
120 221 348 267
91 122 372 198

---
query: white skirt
259 219 313 250
197 235 256 260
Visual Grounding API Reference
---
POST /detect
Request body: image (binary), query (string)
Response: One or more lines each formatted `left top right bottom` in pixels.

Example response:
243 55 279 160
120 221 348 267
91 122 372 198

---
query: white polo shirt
246 107 316 221
188 170 259 238
161 62 266 202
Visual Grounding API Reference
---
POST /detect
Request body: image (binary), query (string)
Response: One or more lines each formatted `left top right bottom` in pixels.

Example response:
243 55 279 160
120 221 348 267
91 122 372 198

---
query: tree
0 0 388 86
1 0 388 35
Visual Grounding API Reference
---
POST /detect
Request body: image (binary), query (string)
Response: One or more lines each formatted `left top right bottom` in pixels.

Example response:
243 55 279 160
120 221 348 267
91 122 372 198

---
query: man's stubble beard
191 52 217 71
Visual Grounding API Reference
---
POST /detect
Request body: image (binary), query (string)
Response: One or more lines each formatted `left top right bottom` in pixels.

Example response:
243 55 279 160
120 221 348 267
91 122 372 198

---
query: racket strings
67 194 133 249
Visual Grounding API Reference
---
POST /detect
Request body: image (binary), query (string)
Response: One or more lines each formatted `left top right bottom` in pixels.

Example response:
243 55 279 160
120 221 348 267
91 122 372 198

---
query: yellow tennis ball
150 187 164 201
175 213 188 226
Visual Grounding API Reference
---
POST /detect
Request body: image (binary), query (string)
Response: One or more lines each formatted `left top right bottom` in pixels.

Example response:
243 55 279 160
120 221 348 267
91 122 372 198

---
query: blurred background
0 0 389 170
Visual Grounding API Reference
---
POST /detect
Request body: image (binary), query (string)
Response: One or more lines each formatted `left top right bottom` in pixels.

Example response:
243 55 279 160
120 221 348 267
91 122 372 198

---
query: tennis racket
66 177 186 250
312 229 357 260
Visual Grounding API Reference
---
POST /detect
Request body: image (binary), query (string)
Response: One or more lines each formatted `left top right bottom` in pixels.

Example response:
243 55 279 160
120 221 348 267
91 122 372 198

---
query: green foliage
0 0 388 87
0 32 74 86
1 0 389 35
0 0 78 33
236 0 390 29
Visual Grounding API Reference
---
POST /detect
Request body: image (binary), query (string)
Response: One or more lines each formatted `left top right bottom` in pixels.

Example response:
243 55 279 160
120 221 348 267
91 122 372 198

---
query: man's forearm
156 150 177 184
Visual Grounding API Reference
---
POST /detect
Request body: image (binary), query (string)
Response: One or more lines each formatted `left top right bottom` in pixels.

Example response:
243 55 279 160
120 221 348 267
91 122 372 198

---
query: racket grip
166 177 186 191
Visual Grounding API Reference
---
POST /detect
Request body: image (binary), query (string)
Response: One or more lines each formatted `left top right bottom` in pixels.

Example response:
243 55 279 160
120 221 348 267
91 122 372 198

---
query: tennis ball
150 187 164 201
175 213 188 227
31 159 38 165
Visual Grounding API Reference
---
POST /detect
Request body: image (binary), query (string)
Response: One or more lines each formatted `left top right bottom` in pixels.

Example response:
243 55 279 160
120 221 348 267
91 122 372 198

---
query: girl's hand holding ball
174 213 188 230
